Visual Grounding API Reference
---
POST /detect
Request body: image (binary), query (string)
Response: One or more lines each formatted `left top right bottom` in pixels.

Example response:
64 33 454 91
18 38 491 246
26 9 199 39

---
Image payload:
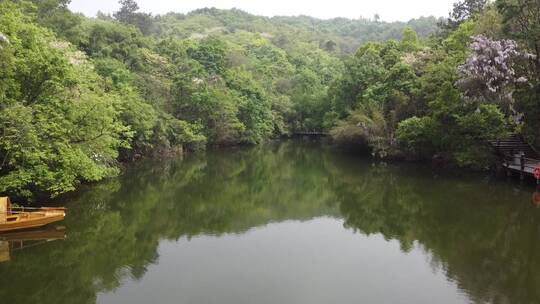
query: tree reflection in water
0 141 538 304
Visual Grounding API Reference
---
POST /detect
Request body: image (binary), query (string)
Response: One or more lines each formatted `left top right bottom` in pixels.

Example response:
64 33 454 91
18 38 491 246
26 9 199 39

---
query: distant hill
148 8 441 54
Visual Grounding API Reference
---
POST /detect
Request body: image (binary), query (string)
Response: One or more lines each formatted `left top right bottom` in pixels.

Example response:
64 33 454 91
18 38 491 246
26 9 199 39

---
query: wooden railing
502 154 540 181
293 131 328 136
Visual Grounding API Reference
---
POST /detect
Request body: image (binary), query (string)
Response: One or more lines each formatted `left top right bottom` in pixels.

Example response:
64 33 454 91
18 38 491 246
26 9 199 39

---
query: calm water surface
1 141 540 304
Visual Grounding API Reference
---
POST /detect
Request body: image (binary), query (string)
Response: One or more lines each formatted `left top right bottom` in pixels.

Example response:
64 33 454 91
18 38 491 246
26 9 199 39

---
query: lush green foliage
2 0 540 199
326 0 539 170
1 0 387 199
0 1 208 199
0 3 127 198
148 8 439 54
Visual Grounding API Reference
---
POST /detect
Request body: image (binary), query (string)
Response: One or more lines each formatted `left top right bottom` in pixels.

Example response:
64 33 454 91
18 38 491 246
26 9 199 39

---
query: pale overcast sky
69 0 456 22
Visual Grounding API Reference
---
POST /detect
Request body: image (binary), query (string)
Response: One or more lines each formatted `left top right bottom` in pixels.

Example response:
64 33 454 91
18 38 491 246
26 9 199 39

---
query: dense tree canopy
328 1 540 170
1 0 540 199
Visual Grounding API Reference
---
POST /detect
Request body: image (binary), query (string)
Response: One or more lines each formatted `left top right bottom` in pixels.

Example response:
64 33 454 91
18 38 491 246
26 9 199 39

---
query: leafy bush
396 116 437 156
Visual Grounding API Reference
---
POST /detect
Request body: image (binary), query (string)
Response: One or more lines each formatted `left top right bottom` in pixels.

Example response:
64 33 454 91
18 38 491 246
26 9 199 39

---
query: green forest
0 0 538 200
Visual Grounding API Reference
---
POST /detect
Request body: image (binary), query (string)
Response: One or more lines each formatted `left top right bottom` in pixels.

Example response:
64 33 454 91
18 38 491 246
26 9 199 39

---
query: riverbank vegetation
328 0 539 169
0 0 538 200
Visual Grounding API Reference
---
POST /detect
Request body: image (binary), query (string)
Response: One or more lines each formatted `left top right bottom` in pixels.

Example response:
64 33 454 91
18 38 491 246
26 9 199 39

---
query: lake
1 140 539 304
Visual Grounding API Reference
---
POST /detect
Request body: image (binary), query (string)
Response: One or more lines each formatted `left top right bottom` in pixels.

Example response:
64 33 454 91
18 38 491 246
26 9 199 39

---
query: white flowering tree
0 32 8 49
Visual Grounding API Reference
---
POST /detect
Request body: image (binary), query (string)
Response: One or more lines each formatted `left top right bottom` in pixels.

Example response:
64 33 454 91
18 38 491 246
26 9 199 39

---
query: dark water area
1 140 540 304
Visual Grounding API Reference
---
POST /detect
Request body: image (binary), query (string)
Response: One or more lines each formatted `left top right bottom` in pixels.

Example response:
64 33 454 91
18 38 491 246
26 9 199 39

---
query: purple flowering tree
458 35 529 115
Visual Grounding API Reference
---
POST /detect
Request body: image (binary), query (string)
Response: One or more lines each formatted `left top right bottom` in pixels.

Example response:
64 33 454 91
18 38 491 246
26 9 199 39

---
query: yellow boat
0 197 66 232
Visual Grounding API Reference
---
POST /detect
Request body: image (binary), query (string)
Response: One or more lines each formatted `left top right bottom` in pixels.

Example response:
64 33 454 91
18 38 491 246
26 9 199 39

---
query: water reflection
0 227 66 263
0 141 539 304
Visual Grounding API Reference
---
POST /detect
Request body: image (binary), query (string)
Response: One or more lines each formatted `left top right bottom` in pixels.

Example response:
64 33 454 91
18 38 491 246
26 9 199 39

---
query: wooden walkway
489 136 540 181
293 131 329 137
503 157 538 175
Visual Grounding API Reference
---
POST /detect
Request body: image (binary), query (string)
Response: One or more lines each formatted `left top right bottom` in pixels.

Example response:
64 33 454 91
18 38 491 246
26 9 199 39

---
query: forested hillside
0 0 438 200
1 0 538 201
148 9 439 54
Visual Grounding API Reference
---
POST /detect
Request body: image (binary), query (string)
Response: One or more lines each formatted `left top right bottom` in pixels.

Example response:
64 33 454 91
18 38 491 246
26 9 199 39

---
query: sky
68 0 456 22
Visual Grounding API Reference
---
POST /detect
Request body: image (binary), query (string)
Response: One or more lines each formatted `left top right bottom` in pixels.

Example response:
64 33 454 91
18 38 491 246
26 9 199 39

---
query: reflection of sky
98 217 468 304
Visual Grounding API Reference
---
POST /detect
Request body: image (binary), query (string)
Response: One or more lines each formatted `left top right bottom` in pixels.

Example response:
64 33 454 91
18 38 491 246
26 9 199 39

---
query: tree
0 3 132 199
27 0 82 41
396 116 436 156
496 0 540 77
329 45 386 116
187 38 227 75
323 40 337 52
401 28 420 52
78 20 148 70
114 0 140 24
458 35 527 113
441 0 487 30
113 0 154 34
496 0 540 145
